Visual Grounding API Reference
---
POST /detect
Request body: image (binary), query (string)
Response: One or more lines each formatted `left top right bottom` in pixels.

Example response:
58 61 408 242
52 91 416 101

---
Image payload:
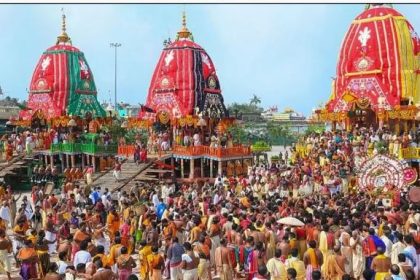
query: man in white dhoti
113 159 122 182
349 230 365 279
0 201 11 229
22 197 34 221
45 213 57 254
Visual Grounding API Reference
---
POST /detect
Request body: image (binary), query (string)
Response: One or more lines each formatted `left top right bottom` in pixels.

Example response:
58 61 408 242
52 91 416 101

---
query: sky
0 4 419 116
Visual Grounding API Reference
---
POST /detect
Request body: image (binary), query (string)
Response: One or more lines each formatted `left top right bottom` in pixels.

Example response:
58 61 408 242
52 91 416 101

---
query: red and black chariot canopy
141 13 228 120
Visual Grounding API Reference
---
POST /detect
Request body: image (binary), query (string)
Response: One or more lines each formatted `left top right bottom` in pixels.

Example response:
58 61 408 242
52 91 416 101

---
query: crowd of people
0 127 418 280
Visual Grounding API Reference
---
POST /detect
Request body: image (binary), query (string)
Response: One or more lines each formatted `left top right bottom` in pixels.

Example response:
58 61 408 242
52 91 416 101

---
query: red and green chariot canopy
20 17 106 121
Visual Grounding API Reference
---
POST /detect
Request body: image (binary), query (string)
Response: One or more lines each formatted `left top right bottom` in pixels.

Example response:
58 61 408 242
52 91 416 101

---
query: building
262 108 309 133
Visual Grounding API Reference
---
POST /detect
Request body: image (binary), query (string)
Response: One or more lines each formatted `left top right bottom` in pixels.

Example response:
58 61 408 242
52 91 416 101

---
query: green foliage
251 141 272 152
375 140 388 155
227 124 248 144
104 122 126 141
305 123 326 136
228 96 264 114
249 94 262 106
266 121 297 146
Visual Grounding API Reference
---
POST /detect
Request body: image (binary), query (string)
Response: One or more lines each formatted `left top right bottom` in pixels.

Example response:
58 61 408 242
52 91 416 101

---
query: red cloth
295 227 306 240
326 6 419 113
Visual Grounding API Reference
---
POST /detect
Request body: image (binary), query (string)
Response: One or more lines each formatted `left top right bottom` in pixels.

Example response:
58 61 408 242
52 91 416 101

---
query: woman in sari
116 246 136 280
119 219 131 253
17 239 39 280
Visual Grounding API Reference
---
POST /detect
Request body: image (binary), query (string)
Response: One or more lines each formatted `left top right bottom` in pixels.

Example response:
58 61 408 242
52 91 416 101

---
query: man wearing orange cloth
117 246 136 280
324 245 345 280
147 245 164 280
106 207 120 242
189 220 202 244
108 236 123 273
71 222 89 261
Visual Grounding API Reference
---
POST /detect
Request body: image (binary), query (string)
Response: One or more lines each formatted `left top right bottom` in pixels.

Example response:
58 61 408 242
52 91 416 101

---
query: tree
228 124 248 144
266 121 296 146
249 94 261 107
305 123 326 136
227 101 263 115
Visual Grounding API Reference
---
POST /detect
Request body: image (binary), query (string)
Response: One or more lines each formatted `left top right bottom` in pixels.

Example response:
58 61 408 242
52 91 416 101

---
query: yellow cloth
197 259 210 280
375 272 389 280
27 234 37 245
378 223 384 237
106 213 120 234
123 208 130 221
63 212 70 221
324 254 345 280
139 245 152 279
319 231 328 266
267 258 287 280
288 258 305 280
307 248 319 269
107 244 122 266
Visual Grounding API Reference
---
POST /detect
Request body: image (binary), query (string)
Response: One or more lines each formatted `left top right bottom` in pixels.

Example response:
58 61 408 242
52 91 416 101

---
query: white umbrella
277 217 305 227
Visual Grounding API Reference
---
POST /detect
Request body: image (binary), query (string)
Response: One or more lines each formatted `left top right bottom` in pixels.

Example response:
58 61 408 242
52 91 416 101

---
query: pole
114 46 117 111
110 43 121 113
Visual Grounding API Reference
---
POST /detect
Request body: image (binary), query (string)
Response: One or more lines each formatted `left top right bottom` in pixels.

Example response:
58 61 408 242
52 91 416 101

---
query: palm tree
249 94 261 107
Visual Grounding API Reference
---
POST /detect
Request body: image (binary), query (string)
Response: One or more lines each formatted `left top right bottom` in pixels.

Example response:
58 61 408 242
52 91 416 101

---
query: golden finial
177 11 192 40
57 8 71 44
